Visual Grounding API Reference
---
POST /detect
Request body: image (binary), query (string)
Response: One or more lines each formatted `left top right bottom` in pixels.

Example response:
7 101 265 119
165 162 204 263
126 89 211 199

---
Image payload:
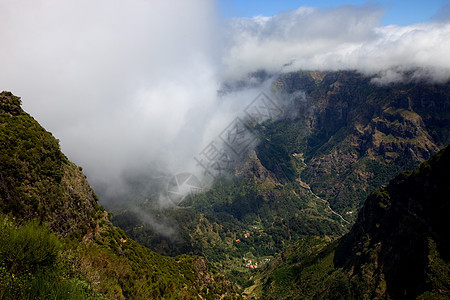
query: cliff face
270 71 450 214
109 70 450 293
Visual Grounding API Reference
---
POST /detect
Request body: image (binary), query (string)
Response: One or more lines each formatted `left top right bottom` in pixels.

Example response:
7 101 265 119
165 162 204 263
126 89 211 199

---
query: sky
219 0 450 26
0 0 449 211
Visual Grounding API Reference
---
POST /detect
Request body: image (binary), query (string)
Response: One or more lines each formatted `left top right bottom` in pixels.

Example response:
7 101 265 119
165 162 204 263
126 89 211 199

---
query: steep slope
333 144 450 299
0 91 101 237
269 70 449 214
252 145 450 299
0 91 239 299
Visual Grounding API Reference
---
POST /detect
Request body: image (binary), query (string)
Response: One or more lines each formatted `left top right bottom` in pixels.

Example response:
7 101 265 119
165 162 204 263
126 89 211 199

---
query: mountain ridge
0 91 239 299
250 145 450 299
273 70 449 213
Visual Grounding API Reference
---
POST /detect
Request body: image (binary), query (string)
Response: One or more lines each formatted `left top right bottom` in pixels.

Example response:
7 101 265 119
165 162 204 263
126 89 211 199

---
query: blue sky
218 0 450 26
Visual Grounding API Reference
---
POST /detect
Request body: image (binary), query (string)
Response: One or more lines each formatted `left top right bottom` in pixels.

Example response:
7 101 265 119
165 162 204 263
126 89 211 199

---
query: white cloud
0 1 449 208
0 0 222 184
223 5 450 83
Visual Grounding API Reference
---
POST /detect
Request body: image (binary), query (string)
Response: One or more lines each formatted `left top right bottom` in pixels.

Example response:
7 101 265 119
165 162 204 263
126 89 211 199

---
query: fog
1 1 449 211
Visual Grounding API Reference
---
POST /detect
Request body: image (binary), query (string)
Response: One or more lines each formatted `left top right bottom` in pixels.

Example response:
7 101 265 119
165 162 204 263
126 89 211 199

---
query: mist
1 1 449 216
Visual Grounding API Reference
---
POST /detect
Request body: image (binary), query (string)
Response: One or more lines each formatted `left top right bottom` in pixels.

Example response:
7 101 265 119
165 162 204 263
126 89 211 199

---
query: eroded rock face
272 71 449 213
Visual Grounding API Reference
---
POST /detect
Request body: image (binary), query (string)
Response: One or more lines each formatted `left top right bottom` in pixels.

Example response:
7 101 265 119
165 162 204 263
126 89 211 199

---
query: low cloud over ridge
224 4 450 83
1 1 449 205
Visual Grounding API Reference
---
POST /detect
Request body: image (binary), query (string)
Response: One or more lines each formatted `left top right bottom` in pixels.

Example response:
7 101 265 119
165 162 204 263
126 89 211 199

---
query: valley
1 1 450 298
1 70 449 298
108 70 450 294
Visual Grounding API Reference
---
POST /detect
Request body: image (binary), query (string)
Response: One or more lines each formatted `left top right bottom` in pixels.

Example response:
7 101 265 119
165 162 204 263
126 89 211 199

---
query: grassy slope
112 152 347 291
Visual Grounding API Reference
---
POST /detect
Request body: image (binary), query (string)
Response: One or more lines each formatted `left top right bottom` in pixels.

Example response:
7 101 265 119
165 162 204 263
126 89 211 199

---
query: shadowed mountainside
251 145 450 299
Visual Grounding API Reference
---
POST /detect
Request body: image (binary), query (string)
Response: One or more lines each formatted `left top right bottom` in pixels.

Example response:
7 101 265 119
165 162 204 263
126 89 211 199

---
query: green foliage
107 72 448 296
0 111 64 212
0 203 236 299
112 174 346 292
255 119 306 182
251 237 357 299
0 215 103 299
0 92 239 299
252 146 450 299
0 92 22 115
0 97 102 238
0 218 60 273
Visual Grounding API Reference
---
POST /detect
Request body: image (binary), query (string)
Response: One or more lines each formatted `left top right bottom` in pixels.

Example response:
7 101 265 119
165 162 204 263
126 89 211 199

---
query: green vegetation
0 215 102 299
0 91 239 299
0 91 100 237
246 237 359 299
254 119 307 182
112 165 347 291
112 71 450 294
249 145 450 299
2 68 448 298
273 70 449 214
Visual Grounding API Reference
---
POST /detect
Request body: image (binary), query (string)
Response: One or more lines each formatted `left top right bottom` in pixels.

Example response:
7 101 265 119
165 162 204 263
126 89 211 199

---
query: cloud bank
0 0 223 188
224 4 450 83
1 1 449 208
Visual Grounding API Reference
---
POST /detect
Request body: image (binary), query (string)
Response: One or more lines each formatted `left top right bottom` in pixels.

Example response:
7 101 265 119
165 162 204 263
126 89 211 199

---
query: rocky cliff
270 70 449 214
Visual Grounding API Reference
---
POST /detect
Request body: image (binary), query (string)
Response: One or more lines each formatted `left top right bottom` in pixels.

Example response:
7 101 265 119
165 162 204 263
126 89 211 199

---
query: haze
1 0 449 204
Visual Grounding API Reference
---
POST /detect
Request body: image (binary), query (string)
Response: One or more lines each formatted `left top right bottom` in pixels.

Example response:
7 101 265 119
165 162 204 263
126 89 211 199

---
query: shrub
0 218 61 274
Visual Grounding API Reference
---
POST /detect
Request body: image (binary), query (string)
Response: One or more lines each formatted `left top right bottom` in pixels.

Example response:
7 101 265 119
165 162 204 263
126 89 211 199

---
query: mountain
3 70 448 298
0 91 239 299
250 145 450 299
272 70 449 214
110 70 449 291
0 91 103 238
